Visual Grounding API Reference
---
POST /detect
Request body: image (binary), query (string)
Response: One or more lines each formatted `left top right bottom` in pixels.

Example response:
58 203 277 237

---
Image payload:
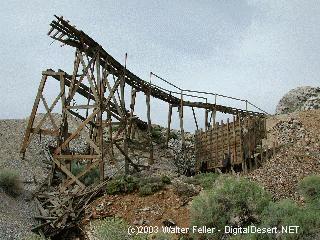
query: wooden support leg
146 92 154 165
20 74 48 156
205 109 209 130
191 107 199 131
165 104 173 147
179 91 185 150
128 88 137 138
96 52 104 182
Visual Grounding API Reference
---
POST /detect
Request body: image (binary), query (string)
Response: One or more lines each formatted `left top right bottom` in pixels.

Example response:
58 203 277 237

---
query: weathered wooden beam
192 107 199 131
165 104 173 147
179 91 185 149
20 75 47 155
146 91 154 165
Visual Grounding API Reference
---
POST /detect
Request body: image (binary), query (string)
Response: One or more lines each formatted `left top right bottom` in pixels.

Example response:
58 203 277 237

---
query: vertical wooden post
209 127 213 169
107 109 114 163
194 130 199 172
215 122 219 171
179 90 185 149
96 52 104 181
128 87 137 138
260 144 263 165
232 116 237 170
247 117 252 171
166 103 173 147
239 116 246 173
205 110 209 130
146 91 153 165
227 118 231 172
211 110 216 129
221 120 224 169
59 73 70 172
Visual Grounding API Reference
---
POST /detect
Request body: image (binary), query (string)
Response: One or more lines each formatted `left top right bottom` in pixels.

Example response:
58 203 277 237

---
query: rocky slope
0 119 50 240
248 109 320 200
276 86 320 114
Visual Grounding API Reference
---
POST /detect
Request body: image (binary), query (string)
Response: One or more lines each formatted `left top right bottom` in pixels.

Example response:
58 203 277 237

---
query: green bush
298 175 320 208
138 176 164 196
138 175 171 196
190 176 272 239
106 176 138 195
71 162 99 186
191 172 219 190
0 169 22 197
105 175 170 196
93 217 146 240
260 199 320 240
23 233 46 240
161 175 171 184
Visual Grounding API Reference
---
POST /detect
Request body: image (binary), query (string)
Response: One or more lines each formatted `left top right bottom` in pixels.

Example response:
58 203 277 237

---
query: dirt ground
86 186 190 228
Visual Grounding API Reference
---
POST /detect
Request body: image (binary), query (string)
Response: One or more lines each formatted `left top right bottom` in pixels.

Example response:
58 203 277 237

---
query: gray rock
276 86 320 114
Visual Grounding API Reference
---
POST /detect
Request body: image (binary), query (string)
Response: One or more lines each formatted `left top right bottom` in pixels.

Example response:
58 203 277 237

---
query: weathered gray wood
20 75 48 155
146 91 154 165
192 107 199 130
179 91 185 149
166 104 173 147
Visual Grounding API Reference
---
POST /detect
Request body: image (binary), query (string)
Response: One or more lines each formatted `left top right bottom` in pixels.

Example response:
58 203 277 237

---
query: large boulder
276 86 320 114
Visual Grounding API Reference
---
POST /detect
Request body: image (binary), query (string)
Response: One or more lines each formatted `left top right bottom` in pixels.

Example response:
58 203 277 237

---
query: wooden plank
53 155 101 160
66 104 97 109
31 128 59 136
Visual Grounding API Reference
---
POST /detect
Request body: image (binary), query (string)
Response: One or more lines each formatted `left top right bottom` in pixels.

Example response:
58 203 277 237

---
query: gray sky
1 0 320 126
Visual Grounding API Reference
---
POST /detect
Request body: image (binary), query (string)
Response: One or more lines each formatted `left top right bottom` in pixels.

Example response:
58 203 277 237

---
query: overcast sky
1 0 320 126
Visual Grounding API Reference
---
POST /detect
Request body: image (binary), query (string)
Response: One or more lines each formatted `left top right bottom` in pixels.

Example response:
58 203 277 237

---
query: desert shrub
138 175 171 196
71 162 99 186
298 175 320 208
161 175 171 184
260 199 320 240
93 217 146 240
105 175 170 196
0 169 22 197
169 131 178 140
190 176 271 239
138 178 164 196
23 233 46 240
192 172 219 190
106 175 138 195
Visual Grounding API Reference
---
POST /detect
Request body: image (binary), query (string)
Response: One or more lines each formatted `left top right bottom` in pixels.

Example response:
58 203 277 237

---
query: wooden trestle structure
20 16 268 192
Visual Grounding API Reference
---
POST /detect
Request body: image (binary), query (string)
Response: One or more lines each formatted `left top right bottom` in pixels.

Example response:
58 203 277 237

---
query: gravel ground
0 119 50 240
248 110 320 200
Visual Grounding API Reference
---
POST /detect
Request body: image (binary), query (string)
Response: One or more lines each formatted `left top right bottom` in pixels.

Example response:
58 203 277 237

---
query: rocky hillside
248 109 320 200
276 86 320 114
